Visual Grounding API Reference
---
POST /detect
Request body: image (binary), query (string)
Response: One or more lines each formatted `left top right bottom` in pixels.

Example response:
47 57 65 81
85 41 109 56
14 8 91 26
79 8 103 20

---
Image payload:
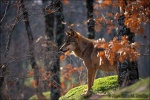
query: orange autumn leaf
108 13 113 17
115 13 122 20
119 55 124 63
139 27 144 34
79 66 84 71
32 80 37 88
112 44 122 52
94 11 98 15
48 83 51 87
65 50 71 55
61 82 65 89
68 24 74 28
102 0 111 5
43 75 48 80
63 0 69 5
47 71 51 77
107 25 115 34
97 51 105 57
101 43 108 49
132 21 139 27
94 24 101 32
96 36 140 65
118 0 126 8
39 68 45 73
60 54 65 60
28 70 34 77
46 9 54 13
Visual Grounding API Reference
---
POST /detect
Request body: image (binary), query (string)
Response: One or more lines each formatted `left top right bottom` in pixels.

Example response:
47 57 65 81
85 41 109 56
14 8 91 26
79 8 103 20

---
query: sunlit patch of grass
30 76 150 100
29 91 50 100
103 77 150 99
59 75 118 100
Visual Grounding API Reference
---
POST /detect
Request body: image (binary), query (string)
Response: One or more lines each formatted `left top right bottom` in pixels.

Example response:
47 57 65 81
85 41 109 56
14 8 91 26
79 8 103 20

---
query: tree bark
117 14 139 88
51 0 64 100
0 47 5 99
20 0 45 99
42 0 55 92
0 1 13 99
43 0 64 99
86 0 95 39
43 0 54 41
0 34 3 99
55 0 65 48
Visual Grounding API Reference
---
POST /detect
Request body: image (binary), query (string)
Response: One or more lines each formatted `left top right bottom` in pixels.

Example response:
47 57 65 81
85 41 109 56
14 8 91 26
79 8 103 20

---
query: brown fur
59 29 117 96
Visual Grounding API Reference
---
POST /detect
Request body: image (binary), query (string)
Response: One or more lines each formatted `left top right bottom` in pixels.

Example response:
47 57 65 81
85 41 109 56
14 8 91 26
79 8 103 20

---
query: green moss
29 91 50 100
29 76 150 100
103 77 150 99
60 85 87 100
92 75 118 92
59 75 118 100
24 77 34 87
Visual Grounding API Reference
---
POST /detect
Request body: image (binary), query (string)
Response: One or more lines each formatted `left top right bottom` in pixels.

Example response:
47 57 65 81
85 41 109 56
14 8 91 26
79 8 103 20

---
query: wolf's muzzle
59 47 69 52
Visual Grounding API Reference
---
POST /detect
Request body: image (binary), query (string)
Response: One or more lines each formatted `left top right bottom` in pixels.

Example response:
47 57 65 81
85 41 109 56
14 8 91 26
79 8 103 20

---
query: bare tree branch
20 0 45 99
0 1 10 23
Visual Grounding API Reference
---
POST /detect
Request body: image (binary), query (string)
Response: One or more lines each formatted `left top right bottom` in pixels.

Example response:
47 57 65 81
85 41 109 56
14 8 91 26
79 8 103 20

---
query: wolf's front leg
91 69 97 86
82 68 93 97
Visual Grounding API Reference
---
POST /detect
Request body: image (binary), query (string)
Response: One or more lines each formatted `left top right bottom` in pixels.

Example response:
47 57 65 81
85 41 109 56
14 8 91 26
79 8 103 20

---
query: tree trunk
86 0 95 39
20 0 45 99
0 47 5 100
117 15 139 88
43 0 64 99
0 35 3 99
51 0 64 100
43 0 54 41
55 0 65 48
0 1 12 98
42 0 55 92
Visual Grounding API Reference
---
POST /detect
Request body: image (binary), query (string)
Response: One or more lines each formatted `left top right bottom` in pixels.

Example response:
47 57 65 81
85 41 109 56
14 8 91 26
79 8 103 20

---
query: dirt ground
88 93 107 100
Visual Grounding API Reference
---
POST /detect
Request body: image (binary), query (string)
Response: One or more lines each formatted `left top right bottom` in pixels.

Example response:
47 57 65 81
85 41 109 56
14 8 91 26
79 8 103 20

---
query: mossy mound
59 75 118 100
29 76 150 100
104 77 150 99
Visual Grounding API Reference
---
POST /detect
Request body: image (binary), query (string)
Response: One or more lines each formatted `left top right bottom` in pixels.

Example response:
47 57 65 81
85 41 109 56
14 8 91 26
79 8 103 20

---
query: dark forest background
0 0 149 100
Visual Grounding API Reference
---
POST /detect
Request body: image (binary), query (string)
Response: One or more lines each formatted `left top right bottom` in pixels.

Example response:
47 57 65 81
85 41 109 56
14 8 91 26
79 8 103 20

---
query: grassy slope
104 77 150 99
29 76 150 100
60 76 150 100
59 75 118 100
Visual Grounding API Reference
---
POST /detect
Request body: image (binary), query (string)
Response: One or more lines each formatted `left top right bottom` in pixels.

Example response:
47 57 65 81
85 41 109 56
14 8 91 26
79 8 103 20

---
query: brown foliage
94 0 150 34
28 70 34 77
32 80 37 89
95 36 140 65
60 51 71 60
61 64 85 95
63 0 69 5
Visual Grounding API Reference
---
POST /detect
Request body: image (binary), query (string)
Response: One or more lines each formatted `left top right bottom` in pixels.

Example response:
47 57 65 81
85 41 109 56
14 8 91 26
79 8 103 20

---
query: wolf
59 29 118 96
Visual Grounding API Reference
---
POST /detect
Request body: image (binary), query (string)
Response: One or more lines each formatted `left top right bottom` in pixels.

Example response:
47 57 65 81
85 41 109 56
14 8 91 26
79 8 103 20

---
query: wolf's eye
66 40 70 44
66 42 70 45
71 42 75 45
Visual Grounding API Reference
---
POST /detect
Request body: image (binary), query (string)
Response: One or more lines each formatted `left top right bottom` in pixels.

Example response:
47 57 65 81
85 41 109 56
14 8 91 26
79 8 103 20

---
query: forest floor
30 75 150 100
59 75 150 100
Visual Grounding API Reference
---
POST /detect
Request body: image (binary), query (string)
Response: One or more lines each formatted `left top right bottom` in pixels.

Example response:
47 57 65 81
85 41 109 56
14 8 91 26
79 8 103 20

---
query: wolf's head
59 29 80 52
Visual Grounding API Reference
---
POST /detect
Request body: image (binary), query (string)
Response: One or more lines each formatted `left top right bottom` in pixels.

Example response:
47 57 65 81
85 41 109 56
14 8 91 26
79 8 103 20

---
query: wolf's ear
65 30 71 36
70 29 78 38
